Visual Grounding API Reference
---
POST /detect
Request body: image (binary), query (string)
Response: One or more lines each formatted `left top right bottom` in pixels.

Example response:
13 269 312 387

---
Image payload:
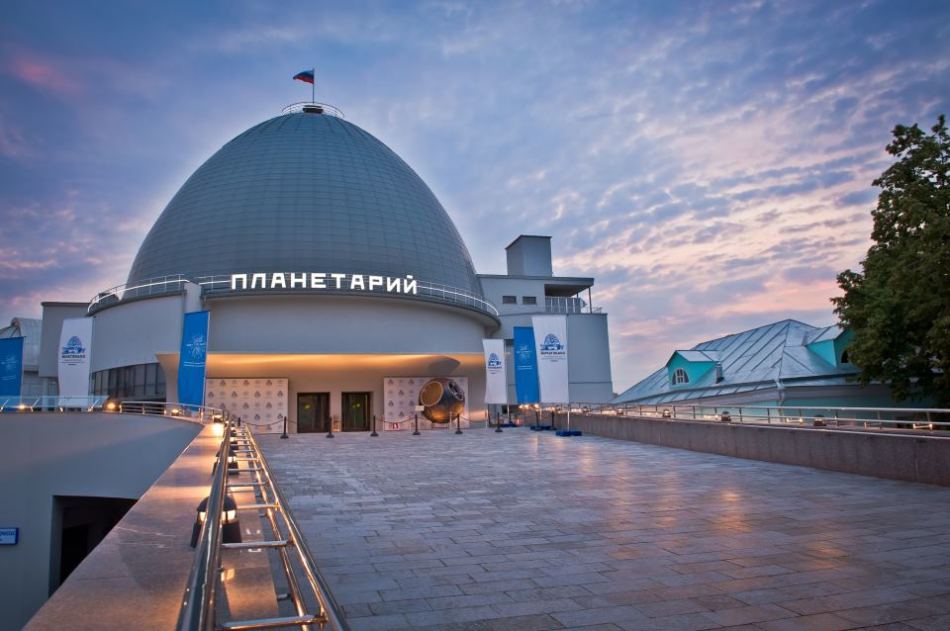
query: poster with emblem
204 378 288 434
383 377 469 430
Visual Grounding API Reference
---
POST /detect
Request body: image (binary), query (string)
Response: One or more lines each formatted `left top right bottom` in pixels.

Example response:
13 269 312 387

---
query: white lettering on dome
228 273 420 296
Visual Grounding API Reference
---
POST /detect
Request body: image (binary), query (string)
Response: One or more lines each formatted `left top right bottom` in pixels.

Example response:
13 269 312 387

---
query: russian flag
293 69 315 84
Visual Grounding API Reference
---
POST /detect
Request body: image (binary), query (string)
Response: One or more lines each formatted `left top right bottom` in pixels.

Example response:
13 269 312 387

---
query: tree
833 115 950 406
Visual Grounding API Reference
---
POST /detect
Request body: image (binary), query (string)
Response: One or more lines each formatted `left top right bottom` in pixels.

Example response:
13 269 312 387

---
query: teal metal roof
615 319 857 405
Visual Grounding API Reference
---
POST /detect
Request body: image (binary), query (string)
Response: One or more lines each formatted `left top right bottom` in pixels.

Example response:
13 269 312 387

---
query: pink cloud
6 52 83 95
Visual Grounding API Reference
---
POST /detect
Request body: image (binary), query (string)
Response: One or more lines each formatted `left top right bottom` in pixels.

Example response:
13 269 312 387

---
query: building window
502 295 517 304
841 350 850 364
522 296 537 305
672 368 689 385
91 362 166 401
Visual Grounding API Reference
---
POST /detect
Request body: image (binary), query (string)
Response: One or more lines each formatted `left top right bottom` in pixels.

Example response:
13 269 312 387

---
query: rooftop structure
613 319 902 408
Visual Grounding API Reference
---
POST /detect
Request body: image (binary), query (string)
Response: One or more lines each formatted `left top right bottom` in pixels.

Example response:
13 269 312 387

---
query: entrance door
342 392 371 431
297 393 330 433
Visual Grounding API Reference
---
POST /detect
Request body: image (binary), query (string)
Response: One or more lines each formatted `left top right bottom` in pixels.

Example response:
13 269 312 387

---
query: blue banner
513 326 540 404
178 311 209 408
0 337 24 397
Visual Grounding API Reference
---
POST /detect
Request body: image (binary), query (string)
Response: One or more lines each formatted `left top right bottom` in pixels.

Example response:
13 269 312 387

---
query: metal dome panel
127 112 481 295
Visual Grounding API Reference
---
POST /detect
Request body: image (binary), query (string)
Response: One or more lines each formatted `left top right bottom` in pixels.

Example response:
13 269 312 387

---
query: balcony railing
88 273 499 317
545 296 602 314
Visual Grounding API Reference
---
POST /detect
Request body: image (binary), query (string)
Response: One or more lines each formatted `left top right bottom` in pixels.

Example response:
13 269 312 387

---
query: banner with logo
58 317 94 400
178 311 210 408
513 326 540 404
532 315 569 403
482 339 507 404
0 337 24 397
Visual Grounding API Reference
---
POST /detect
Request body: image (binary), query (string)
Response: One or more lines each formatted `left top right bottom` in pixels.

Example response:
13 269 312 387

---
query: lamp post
280 414 288 439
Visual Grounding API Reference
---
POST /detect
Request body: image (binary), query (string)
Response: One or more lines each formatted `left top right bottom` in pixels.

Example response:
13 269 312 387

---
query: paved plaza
258 429 950 631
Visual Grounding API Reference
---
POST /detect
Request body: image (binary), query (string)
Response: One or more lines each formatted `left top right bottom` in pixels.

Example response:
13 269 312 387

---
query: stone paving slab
258 429 950 631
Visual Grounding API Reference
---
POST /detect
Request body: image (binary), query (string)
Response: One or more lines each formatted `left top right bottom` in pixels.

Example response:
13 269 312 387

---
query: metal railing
117 400 223 423
544 296 602 314
281 101 345 118
0 396 226 425
196 273 499 317
0 395 108 412
88 272 499 317
561 402 950 433
178 421 348 631
88 274 190 313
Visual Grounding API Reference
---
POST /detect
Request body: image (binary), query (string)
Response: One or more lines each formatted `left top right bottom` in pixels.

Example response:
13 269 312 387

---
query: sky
1 0 949 392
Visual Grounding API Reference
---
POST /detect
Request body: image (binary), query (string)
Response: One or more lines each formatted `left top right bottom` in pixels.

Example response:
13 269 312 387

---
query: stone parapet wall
556 414 950 486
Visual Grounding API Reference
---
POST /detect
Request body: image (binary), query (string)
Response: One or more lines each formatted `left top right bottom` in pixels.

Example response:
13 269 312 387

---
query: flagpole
312 67 315 103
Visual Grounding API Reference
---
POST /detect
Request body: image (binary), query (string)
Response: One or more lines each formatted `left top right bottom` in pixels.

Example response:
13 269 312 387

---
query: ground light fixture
190 495 241 547
105 399 119 412
213 448 240 475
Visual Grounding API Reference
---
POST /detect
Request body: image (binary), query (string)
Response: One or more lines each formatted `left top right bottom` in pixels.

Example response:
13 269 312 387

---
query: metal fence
557 402 950 432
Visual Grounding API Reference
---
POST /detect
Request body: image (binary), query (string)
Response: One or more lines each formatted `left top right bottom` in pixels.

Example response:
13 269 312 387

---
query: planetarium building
30 102 614 433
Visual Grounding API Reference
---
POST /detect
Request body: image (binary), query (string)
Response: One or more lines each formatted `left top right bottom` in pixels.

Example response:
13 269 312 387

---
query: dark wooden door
297 393 330 433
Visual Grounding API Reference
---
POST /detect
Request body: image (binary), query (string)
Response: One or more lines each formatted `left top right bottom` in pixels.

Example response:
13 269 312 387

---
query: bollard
495 411 503 433
280 413 288 439
413 413 420 436
370 414 378 437
455 413 463 435
326 417 334 439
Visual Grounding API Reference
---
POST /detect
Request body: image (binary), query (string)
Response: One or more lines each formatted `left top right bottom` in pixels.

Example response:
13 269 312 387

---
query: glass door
296 393 330 433
341 392 371 431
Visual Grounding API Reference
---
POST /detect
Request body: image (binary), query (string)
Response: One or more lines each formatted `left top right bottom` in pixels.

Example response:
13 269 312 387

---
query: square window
522 296 537 305
502 295 517 304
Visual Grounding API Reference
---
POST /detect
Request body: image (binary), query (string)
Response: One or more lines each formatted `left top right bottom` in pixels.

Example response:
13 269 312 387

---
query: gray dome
128 112 481 294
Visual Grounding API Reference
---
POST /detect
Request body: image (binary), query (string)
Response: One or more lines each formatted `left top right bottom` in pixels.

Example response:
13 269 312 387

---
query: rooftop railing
87 274 189 313
88 273 499 317
281 101 346 118
196 273 500 317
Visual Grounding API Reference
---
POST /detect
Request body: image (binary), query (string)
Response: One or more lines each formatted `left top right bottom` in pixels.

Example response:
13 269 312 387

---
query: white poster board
205 378 288 434
482 339 507 404
58 317 93 403
531 314 569 403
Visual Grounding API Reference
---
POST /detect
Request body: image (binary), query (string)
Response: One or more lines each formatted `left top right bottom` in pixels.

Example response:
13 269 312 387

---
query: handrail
178 422 348 631
244 428 348 630
177 420 230 630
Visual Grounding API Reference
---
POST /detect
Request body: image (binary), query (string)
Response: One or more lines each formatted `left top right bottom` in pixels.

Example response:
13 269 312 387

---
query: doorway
342 392 371 431
297 393 330 433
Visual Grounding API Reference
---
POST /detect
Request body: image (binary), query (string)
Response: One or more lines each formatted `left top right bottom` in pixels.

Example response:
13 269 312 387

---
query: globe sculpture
418 377 465 424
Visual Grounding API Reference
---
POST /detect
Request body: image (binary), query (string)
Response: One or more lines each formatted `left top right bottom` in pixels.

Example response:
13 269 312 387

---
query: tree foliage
833 115 950 405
